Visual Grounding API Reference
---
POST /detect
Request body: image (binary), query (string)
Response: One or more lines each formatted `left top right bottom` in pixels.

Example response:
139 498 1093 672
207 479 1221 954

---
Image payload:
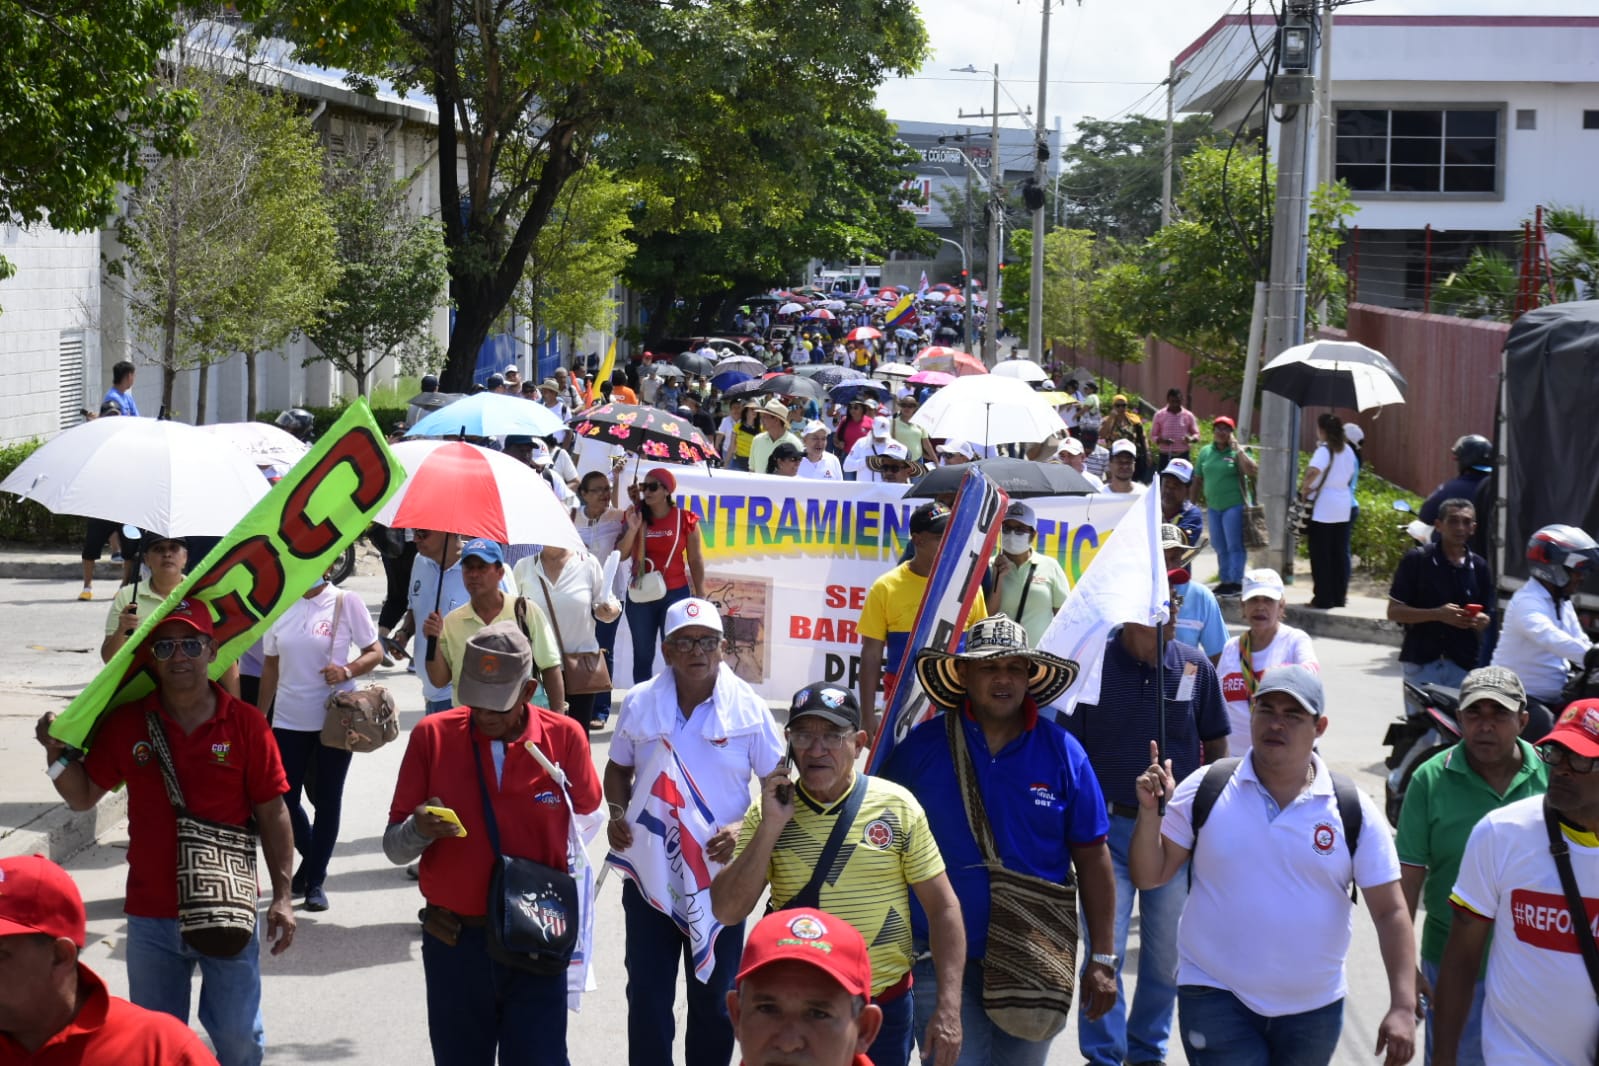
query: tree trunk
245 351 258 419
195 361 209 425
161 296 179 417
644 286 675 348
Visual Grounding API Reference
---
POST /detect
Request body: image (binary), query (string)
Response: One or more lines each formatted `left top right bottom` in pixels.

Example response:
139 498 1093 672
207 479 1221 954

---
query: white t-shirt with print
264 585 379 731
1451 794 1599 1066
1215 625 1319 752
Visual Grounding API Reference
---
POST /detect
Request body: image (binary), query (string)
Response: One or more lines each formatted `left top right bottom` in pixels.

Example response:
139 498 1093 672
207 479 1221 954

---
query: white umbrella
991 358 1048 384
372 440 583 550
713 355 766 377
910 374 1068 447
198 421 310 468
921 291 947 303
778 302 805 315
873 362 917 379
1261 340 1408 411
0 417 270 536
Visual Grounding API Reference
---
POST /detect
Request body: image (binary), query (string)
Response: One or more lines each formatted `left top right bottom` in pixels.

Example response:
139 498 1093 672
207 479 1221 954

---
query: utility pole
1028 0 1052 369
963 153 976 354
1160 64 1189 229
959 65 1024 366
1258 1 1319 577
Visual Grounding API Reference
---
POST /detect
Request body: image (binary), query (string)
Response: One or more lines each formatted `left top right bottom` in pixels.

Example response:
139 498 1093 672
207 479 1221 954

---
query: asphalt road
0 568 1416 1065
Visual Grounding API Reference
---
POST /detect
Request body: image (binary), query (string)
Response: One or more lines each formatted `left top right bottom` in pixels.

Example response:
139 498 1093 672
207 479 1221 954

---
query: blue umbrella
406 391 565 439
830 380 893 405
711 370 753 393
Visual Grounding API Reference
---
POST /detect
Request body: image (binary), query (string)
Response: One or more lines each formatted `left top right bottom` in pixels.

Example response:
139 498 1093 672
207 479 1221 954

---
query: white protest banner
613 470 1135 701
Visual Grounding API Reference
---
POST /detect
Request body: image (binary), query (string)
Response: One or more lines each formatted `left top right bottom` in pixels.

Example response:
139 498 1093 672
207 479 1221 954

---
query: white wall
0 224 102 445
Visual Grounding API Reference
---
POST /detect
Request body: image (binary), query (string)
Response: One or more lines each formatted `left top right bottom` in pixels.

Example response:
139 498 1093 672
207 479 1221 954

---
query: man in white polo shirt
1128 665 1417 1066
1433 698 1599 1066
602 597 786 1066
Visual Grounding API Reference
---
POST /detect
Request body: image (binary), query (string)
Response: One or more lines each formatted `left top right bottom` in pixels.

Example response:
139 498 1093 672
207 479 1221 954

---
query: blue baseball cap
461 538 505 566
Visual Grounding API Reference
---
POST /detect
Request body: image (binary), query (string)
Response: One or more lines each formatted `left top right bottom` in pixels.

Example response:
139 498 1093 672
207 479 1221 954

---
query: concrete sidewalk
1184 543 1402 647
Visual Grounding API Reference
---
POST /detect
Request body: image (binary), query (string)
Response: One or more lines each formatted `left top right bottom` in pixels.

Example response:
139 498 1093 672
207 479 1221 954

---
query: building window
1516 109 1536 130
1585 110 1599 130
1334 107 1501 194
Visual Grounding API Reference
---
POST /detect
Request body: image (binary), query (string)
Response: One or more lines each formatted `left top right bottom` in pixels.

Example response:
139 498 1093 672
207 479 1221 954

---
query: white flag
1036 483 1171 716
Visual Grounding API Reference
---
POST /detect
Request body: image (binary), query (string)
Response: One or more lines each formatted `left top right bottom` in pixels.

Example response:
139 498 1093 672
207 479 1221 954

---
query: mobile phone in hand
380 635 411 661
774 748 794 806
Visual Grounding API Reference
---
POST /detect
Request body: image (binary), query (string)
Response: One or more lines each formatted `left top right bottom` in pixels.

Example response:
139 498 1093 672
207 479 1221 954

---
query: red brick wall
1052 303 1509 495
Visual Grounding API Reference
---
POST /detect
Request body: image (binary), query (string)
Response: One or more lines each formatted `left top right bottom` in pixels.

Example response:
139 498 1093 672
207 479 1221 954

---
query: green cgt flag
49 401 403 752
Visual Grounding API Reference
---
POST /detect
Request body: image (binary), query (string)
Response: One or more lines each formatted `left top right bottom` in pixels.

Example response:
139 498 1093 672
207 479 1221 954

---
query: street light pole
1028 0 1051 369
936 237 973 352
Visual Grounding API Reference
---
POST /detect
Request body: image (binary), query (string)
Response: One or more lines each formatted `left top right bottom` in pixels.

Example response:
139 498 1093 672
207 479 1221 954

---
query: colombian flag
885 293 918 331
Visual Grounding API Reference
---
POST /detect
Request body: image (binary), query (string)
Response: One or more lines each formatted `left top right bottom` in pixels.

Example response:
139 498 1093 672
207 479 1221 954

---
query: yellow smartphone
424 805 467 837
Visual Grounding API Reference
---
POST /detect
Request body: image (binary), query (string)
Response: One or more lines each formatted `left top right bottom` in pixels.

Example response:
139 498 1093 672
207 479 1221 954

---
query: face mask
1002 531 1032 555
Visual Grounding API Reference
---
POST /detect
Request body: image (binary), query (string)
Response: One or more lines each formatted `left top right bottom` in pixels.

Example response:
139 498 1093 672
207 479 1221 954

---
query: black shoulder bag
470 726 580 975
772 773 868 912
1546 802 1599 1016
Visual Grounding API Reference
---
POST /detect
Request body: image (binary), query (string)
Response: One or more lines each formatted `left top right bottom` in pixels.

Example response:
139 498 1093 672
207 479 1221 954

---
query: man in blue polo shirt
1064 617 1230 1066
884 616 1117 1063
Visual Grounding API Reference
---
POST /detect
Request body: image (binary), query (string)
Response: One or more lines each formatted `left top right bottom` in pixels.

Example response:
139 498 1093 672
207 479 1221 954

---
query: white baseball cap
1110 439 1137 458
1057 437 1085 457
1241 568 1285 601
664 598 723 637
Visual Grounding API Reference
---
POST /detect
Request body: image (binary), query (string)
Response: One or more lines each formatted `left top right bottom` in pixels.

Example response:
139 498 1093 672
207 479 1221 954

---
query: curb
0 789 128 862
1219 598 1403 648
0 559 123 581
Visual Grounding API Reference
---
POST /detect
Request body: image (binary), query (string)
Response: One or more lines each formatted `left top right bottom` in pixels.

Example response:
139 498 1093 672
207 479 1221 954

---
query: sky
874 0 1599 141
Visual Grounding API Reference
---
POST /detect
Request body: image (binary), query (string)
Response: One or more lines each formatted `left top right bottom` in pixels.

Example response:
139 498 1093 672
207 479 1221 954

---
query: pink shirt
1152 407 1200 455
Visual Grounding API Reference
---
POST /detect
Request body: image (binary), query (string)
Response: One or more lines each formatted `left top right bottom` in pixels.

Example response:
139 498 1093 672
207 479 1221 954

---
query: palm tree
1433 248 1518 322
1544 205 1599 302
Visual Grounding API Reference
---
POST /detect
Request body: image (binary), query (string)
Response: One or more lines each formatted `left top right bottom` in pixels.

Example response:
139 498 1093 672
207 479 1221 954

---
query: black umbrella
809 366 866 389
743 374 824 400
675 351 717 377
907 458 1096 499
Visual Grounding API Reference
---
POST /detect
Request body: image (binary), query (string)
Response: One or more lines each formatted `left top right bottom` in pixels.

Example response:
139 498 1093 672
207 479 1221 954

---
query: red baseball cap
1213 416 1236 429
736 908 873 1001
0 855 87 947
1540 699 1599 759
152 597 215 640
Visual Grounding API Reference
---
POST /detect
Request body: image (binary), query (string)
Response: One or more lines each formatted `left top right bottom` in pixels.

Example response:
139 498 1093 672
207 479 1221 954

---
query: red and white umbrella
921 291 947 303
915 347 988 376
845 326 883 342
801 308 837 321
373 440 582 550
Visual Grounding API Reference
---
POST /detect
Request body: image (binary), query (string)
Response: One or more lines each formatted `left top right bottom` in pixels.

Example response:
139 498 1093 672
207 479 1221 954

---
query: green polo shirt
1395 738 1548 965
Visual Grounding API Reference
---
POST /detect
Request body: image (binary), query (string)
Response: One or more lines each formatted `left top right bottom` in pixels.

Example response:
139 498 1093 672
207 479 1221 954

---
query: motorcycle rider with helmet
275 407 316 444
1420 435 1493 541
1491 524 1599 714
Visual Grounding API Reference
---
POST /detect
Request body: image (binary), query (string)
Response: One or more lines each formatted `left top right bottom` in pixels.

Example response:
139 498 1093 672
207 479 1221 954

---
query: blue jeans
1401 658 1469 692
1079 813 1187 1066
870 985 916 1066
425 697 455 714
621 880 742 1066
1178 985 1343 1066
1208 505 1246 586
272 727 353 891
624 584 691 684
592 614 620 721
125 915 265 1066
422 923 568 1066
912 954 1053 1066
1421 958 1486 1066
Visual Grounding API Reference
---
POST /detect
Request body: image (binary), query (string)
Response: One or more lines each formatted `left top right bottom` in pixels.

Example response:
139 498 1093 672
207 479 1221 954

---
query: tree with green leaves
1002 227 1142 365
1545 205 1599 302
306 147 448 402
1114 144 1353 396
1433 248 1518 322
112 61 338 420
1060 114 1215 241
250 0 928 390
0 0 194 296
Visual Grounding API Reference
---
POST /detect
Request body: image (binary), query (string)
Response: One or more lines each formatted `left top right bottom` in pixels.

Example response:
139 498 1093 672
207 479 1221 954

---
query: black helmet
274 407 314 441
1526 524 1599 587
1452 434 1494 474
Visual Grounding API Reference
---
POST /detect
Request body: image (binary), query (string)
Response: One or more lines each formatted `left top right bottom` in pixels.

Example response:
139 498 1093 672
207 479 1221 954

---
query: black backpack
1189 757 1364 901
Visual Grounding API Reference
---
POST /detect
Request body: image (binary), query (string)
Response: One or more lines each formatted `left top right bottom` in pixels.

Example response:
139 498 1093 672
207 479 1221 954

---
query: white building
1172 14 1599 308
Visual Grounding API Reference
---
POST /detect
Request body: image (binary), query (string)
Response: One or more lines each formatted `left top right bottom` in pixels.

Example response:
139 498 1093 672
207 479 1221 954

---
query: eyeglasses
666 635 722 654
786 729 852 751
1537 744 1599 774
642 482 665 492
150 637 209 661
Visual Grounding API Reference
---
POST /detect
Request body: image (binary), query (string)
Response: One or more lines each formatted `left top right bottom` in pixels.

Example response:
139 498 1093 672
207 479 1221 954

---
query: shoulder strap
144 710 188 811
514 596 530 642
535 564 568 657
946 710 1003 866
1187 757 1242 890
782 772 869 911
328 589 346 659
1013 562 1038 627
468 721 505 858
1331 771 1364 902
1546 800 1599 1003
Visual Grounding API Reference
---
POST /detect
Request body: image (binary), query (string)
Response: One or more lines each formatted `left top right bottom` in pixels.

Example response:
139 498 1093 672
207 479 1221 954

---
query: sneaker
304 885 329 912
77 588 93 601
111 552 123 563
291 868 307 896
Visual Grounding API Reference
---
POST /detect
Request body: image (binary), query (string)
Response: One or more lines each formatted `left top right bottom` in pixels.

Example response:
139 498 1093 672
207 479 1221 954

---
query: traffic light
960 269 969 281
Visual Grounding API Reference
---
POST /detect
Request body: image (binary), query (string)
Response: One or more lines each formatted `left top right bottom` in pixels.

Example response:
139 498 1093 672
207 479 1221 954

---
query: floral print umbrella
569 403 719 463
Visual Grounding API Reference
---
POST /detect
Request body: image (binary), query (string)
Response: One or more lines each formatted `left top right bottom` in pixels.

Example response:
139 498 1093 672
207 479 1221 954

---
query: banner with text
51 402 403 751
632 470 1136 702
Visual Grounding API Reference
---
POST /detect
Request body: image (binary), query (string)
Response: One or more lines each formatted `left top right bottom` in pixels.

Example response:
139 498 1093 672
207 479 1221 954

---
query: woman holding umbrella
617 467 706 683
1298 413 1359 610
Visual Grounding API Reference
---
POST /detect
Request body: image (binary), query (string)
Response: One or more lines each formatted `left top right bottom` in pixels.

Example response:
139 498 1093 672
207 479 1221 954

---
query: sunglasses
641 482 665 492
666 635 722 654
151 637 209 661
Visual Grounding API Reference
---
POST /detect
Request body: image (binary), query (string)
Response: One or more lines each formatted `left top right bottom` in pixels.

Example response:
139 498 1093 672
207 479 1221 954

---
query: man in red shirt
0 854 217 1064
729 907 883 1066
35 598 294 1066
385 621 603 1066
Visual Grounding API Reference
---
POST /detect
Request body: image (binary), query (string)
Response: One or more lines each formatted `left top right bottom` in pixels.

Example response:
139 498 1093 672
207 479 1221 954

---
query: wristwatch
1089 953 1119 969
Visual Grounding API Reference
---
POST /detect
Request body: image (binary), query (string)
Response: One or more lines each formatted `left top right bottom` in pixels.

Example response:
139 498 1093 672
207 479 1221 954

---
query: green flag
50 401 403 751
